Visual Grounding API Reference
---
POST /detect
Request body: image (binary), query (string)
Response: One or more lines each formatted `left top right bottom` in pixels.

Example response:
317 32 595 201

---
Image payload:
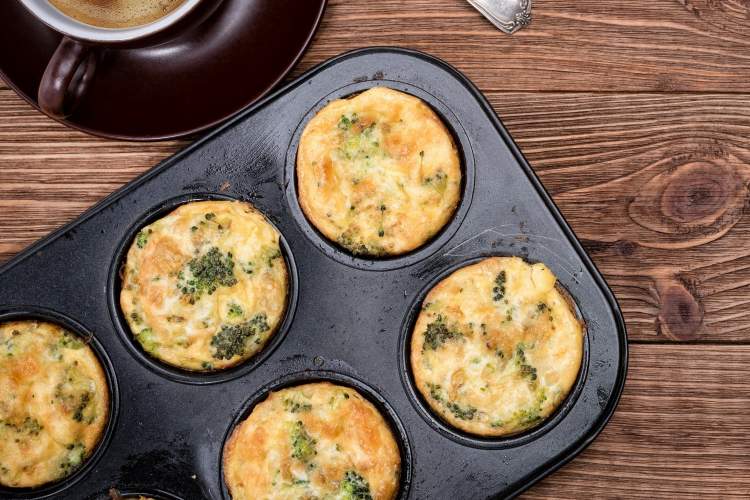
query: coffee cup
19 0 219 119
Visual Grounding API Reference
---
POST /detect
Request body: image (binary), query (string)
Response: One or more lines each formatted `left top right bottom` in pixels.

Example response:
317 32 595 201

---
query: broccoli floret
493 270 506 301
284 398 312 413
515 344 537 383
514 407 542 426
135 328 158 354
426 384 476 420
22 417 43 435
135 229 151 249
427 383 444 402
210 313 269 360
1 417 43 435
290 421 317 462
177 247 238 303
227 303 243 318
447 401 477 420
265 248 283 268
59 331 83 350
339 470 373 500
59 442 85 475
338 113 359 130
422 315 461 352
72 392 92 423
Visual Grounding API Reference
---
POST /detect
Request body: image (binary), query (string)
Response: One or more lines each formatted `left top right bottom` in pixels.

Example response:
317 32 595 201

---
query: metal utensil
467 0 532 34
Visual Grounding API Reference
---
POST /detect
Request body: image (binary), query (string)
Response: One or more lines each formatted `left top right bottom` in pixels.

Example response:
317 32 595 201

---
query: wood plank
522 344 750 499
2 89 750 342
293 0 750 92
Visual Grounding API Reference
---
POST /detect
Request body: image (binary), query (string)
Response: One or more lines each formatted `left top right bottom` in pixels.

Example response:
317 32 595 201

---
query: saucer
0 0 326 140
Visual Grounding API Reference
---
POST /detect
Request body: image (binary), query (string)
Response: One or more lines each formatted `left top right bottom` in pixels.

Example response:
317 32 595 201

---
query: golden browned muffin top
297 86 461 257
411 257 584 436
0 320 109 488
120 200 288 371
223 382 401 499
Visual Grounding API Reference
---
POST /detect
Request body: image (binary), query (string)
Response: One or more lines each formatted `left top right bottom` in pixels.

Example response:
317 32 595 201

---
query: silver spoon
467 0 532 34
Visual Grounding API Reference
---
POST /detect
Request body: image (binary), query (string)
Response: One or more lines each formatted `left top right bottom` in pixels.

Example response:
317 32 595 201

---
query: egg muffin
0 320 109 488
223 382 401 499
296 86 461 257
120 200 288 372
410 257 584 436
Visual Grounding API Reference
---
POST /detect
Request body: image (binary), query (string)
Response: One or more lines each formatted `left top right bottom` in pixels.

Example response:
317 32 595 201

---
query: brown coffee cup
19 0 222 119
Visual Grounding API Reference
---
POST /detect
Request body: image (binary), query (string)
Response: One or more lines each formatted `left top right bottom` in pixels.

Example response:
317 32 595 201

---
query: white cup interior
19 0 203 42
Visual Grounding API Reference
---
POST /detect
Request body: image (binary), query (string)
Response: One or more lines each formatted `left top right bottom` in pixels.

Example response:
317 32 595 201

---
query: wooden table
1 1 749 497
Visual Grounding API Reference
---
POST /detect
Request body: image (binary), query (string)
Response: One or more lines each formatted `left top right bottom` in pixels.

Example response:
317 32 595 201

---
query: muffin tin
0 48 627 499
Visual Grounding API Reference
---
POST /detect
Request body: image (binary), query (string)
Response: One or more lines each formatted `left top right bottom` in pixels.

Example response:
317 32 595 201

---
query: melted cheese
223 382 401 500
410 257 583 436
0 320 109 488
120 200 288 371
297 87 462 256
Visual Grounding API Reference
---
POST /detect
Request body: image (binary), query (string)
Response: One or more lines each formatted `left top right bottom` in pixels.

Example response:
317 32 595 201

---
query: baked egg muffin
120 200 288 372
296 86 461 256
0 320 109 488
410 257 584 436
223 382 401 499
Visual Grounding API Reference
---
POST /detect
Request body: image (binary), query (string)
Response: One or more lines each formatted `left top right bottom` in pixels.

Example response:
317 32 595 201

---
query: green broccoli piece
22 417 43 435
177 247 238 303
426 384 476 420
493 270 506 301
210 313 270 360
339 470 373 500
59 442 85 475
515 344 538 383
135 229 152 249
72 392 92 423
447 401 477 420
135 328 158 354
59 331 83 350
338 113 359 130
1 417 43 435
266 248 282 267
284 397 312 413
422 315 461 352
427 383 444 402
290 421 317 462
227 303 243 318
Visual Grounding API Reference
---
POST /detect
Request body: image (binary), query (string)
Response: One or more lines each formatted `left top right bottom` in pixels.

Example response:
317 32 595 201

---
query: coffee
48 0 188 29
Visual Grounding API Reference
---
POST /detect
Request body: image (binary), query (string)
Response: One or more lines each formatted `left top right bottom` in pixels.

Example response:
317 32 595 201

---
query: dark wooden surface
1 0 749 497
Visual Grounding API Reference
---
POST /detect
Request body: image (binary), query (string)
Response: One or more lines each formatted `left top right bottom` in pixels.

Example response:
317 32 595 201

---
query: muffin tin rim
0 306 120 499
283 79 476 272
0 47 628 498
218 369 414 500
106 192 299 385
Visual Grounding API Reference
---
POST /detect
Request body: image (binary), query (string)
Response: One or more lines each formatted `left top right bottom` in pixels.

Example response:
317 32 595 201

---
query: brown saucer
0 0 326 141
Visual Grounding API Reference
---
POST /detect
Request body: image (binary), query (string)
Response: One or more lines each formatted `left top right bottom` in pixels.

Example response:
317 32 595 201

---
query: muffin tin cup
106 193 299 385
0 307 120 500
0 48 627 498
218 370 413 500
398 253 590 450
284 80 476 272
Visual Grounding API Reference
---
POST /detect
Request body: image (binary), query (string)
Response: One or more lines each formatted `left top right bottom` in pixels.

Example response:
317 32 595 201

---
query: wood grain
1 0 749 497
295 0 750 92
525 344 750 499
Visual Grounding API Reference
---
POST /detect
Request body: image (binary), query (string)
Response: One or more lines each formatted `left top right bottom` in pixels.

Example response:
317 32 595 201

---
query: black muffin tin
0 48 627 499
